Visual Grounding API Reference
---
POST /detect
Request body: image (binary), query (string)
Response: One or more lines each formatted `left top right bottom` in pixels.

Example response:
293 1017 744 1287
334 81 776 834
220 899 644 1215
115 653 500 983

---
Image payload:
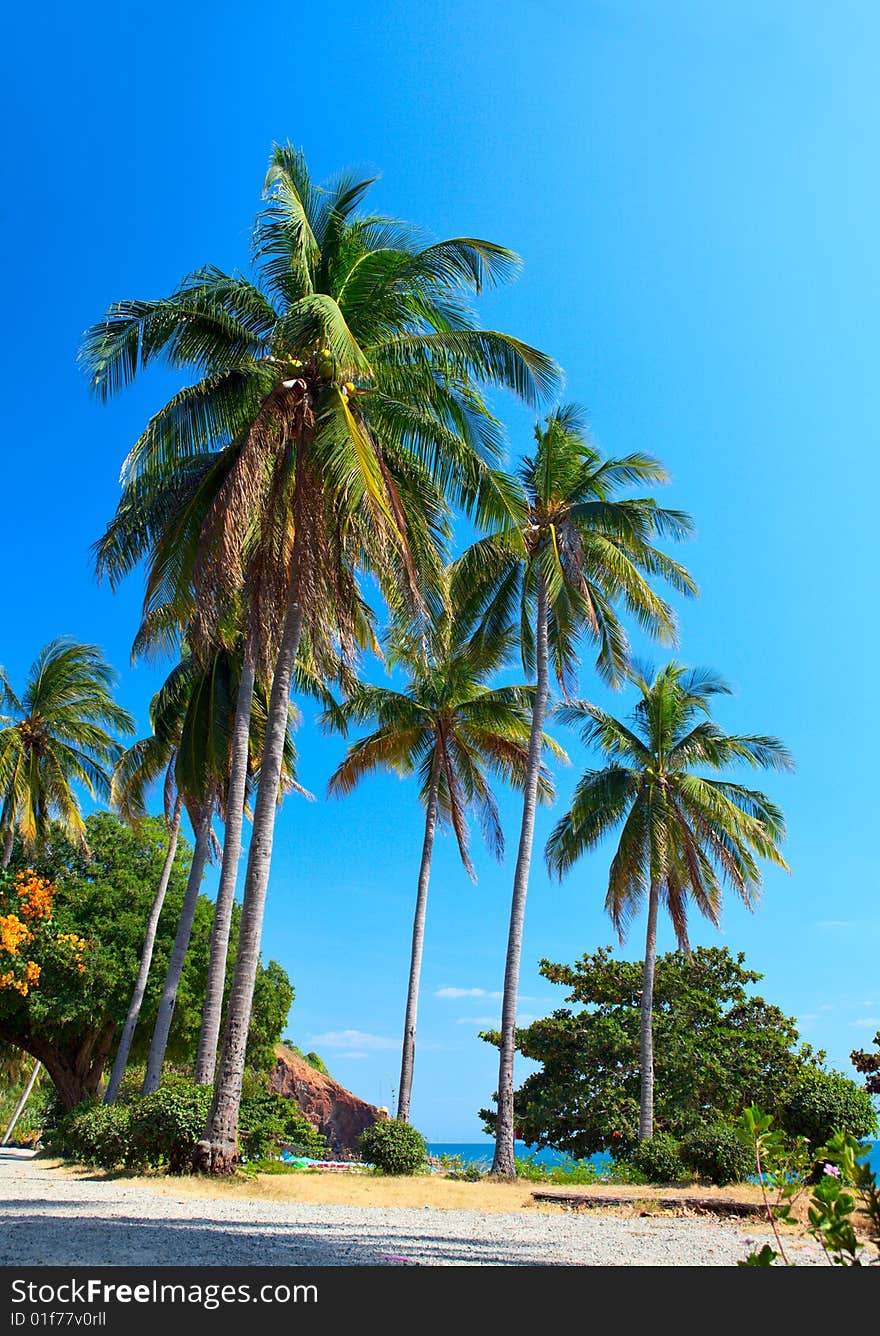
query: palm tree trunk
638 880 660 1141
194 582 304 1173
397 746 442 1123
104 797 183 1104
1 1060 41 1145
1 827 14 870
492 573 550 1179
141 805 213 1096
194 660 256 1086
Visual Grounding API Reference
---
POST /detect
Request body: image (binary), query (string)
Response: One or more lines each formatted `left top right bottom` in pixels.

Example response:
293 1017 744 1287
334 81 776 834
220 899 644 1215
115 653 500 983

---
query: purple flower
823 1163 841 1178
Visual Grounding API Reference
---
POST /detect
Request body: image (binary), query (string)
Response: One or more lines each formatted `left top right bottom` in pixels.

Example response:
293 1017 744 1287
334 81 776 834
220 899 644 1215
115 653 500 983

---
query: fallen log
531 1190 760 1217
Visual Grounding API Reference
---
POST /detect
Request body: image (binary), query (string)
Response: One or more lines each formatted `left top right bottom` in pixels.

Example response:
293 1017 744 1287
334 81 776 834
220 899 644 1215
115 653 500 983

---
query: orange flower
0 914 33 956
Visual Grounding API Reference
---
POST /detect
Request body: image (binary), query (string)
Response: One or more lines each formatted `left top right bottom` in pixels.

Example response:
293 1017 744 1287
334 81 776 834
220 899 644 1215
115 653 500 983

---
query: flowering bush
0 870 88 998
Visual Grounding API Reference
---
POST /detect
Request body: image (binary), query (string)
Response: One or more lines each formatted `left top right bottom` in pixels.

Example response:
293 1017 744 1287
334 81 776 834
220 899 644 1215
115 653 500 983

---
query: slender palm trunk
397 746 442 1123
142 805 213 1096
1 1060 41 1145
1 827 13 870
492 574 550 1179
195 581 304 1173
104 797 183 1104
194 661 256 1086
638 881 660 1141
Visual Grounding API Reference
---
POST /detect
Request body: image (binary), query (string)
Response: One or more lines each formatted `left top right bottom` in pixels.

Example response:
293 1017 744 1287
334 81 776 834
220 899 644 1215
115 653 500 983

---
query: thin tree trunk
194 583 304 1173
639 881 660 1141
1 827 14 870
194 660 256 1086
397 746 442 1123
104 798 183 1105
492 573 550 1179
1 1060 41 1145
141 805 213 1096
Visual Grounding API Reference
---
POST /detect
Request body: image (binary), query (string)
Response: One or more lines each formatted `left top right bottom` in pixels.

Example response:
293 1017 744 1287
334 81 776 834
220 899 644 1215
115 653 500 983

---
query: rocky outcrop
268 1044 387 1154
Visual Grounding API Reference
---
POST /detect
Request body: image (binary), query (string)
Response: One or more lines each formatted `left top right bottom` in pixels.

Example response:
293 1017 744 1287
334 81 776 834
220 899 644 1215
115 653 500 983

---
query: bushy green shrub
631 1133 685 1184
357 1118 426 1175
680 1123 753 1185
49 1100 133 1170
238 1091 327 1160
127 1082 212 1173
782 1070 877 1148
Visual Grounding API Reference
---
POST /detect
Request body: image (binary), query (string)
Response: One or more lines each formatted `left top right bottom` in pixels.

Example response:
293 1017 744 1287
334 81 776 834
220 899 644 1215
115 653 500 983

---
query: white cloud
455 1015 499 1026
848 1017 880 1030
435 986 502 1000
308 1029 399 1051
338 1052 369 1060
818 1004 834 1013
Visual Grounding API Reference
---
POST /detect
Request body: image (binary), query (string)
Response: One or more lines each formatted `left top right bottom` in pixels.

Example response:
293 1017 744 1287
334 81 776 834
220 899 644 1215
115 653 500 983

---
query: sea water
429 1140 880 1175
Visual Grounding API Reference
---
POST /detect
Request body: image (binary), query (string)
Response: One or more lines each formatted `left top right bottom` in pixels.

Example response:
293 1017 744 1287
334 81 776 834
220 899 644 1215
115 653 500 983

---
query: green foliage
127 1082 212 1172
480 946 825 1160
632 1134 686 1184
782 1069 877 1147
48 1080 212 1173
246 962 294 1075
357 1119 427 1175
237 1091 327 1160
679 1124 753 1186
0 814 294 1109
738 1107 880 1266
437 1153 487 1182
50 1099 133 1170
279 1042 329 1077
48 1079 326 1174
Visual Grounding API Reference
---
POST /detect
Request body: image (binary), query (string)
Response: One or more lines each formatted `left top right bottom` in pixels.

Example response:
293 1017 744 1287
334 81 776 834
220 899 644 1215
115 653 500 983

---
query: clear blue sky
3 1 877 1139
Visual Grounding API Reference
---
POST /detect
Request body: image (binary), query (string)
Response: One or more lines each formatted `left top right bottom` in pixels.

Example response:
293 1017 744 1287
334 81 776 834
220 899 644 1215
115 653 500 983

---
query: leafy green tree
546 662 792 1140
324 579 564 1122
455 406 695 1176
83 144 558 1171
0 813 291 1108
479 946 831 1158
0 640 133 865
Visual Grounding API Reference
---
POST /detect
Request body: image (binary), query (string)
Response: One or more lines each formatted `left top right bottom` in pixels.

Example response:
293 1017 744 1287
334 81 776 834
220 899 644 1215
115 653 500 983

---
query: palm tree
545 662 793 1140
0 640 133 867
106 643 300 1100
453 405 696 1176
82 144 559 1171
323 585 565 1122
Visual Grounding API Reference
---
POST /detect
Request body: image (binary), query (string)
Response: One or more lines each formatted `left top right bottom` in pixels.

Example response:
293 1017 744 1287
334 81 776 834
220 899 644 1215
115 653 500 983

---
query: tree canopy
479 946 855 1159
0 812 292 1107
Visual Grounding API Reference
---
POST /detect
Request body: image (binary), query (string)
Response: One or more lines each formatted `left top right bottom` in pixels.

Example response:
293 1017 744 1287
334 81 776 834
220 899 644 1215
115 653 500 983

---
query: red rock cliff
268 1044 387 1154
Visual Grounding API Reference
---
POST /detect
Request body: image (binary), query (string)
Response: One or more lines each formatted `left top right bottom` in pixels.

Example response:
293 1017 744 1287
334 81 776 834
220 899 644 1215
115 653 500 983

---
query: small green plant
738 1105 880 1266
680 1123 754 1186
631 1134 685 1184
438 1153 486 1181
357 1118 426 1175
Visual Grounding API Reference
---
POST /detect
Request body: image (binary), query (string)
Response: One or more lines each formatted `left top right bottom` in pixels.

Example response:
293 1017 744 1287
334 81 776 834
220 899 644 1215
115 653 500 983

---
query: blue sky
3 1 878 1139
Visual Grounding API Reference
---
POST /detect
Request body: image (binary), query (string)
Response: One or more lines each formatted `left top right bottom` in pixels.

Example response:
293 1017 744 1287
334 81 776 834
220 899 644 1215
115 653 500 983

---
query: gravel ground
0 1148 823 1267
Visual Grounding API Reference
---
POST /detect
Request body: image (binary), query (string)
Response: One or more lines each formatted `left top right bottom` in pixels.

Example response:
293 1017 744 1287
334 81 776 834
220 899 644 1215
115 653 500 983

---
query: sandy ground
0 1149 830 1267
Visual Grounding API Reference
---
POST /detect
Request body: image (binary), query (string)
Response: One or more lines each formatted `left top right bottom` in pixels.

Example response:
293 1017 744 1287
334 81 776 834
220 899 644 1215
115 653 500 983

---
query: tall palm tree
453 405 696 1177
545 662 793 1140
106 643 300 1100
323 586 565 1122
0 640 133 867
82 145 558 1171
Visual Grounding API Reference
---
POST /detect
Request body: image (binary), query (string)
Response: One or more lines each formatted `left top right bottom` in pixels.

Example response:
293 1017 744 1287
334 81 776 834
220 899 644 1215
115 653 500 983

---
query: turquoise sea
429 1140 880 1175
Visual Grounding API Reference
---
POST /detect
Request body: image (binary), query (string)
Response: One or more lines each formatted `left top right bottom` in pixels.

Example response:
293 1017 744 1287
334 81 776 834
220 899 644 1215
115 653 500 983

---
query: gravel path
0 1148 822 1267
